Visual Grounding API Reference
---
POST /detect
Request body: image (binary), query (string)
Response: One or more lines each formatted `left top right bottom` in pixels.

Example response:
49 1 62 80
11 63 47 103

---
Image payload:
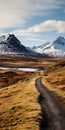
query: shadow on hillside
0 71 33 88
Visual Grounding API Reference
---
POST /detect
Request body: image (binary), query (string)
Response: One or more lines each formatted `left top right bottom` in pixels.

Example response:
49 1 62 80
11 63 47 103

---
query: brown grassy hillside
42 59 65 108
0 70 41 130
0 57 65 130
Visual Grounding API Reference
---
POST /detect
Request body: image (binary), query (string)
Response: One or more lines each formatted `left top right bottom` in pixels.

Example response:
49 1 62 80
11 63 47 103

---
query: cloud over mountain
27 20 65 33
0 0 65 47
0 0 65 29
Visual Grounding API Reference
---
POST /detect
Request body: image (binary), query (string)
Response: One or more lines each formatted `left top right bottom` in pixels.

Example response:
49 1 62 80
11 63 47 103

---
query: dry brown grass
0 56 65 130
42 59 65 109
0 70 35 88
0 56 39 68
0 70 41 130
0 56 62 68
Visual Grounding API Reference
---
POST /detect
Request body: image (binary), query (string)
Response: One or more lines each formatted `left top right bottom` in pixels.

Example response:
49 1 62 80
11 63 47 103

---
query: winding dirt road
35 77 65 130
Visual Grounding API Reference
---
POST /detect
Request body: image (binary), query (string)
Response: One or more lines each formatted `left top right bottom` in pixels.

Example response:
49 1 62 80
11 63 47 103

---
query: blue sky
0 0 65 47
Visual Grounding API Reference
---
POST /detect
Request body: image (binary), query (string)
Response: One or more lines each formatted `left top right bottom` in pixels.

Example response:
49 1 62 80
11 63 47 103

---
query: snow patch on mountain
32 36 65 57
0 34 48 58
0 34 27 55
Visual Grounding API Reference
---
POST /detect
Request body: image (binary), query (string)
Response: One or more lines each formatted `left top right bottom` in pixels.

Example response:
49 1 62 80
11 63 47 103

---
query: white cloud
9 20 65 46
0 0 65 29
12 20 65 35
27 20 65 33
11 28 46 46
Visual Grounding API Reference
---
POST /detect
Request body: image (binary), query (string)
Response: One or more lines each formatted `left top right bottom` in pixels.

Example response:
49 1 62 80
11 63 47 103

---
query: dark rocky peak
53 36 65 45
7 34 21 45
6 34 27 52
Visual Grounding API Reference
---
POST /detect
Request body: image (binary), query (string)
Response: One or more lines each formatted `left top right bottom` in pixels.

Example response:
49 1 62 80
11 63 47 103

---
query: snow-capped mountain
32 36 65 57
0 34 27 55
0 34 48 57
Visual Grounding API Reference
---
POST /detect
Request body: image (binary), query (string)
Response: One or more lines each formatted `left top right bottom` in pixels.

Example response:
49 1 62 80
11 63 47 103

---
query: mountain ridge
0 34 49 58
0 34 65 57
32 36 65 57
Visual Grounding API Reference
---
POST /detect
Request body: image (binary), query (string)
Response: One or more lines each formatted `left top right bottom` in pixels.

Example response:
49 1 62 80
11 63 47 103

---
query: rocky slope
0 34 27 55
32 36 65 57
0 34 48 58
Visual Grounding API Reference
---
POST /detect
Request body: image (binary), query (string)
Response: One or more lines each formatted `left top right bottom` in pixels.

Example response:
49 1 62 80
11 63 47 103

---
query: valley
0 0 65 129
0 56 65 130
